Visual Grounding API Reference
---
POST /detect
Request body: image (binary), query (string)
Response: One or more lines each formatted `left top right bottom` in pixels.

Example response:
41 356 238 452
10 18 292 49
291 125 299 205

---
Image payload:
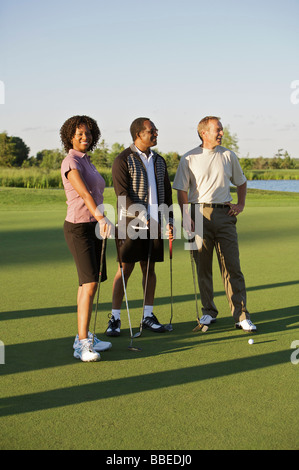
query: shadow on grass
0 305 298 379
0 228 118 266
0 305 297 418
1 280 299 322
0 325 194 377
0 346 292 418
211 305 299 335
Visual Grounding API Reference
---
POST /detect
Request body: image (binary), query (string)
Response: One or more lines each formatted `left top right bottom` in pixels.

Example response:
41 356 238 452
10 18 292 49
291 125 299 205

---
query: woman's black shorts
64 221 107 286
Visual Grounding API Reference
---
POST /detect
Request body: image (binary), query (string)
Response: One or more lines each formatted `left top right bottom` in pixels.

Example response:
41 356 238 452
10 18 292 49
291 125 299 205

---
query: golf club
190 243 208 333
164 236 174 332
92 235 107 347
135 237 153 338
115 231 142 351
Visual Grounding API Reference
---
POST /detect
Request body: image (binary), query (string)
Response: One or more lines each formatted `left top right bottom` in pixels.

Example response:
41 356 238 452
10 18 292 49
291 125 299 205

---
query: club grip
169 238 173 259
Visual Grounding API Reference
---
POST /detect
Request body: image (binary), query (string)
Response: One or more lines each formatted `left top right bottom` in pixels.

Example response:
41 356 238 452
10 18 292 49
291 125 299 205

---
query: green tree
162 151 180 171
90 140 110 168
37 149 64 170
268 149 295 169
268 157 282 169
280 150 295 169
21 156 39 167
107 143 125 168
253 156 269 169
0 132 15 166
239 157 254 170
222 126 239 154
0 132 30 167
9 136 30 166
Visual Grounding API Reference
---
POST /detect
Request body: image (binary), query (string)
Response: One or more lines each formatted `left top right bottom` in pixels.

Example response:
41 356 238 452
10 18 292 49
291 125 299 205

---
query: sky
0 0 299 159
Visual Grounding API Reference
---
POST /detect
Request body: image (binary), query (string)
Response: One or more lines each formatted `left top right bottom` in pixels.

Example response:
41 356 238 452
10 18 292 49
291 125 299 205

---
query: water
245 180 299 193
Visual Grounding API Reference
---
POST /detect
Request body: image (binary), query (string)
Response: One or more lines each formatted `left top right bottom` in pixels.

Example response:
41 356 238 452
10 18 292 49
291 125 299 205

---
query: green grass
1 166 299 189
244 169 299 180
0 167 114 189
0 187 299 450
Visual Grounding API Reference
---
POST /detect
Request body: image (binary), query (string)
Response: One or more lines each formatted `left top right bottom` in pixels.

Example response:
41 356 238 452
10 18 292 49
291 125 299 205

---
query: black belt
200 203 228 208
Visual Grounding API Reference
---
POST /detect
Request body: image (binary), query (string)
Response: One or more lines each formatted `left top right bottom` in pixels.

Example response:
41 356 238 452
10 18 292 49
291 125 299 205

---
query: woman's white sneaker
73 338 101 362
73 332 112 352
235 319 257 332
90 333 112 352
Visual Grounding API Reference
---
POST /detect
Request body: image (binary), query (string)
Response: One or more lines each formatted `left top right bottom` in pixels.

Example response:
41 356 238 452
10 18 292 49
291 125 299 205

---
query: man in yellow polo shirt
173 116 257 332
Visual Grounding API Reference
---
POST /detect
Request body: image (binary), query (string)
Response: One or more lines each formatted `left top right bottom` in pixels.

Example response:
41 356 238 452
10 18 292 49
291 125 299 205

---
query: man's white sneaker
73 338 101 362
142 313 166 332
106 315 121 336
235 319 257 332
199 314 217 326
73 332 112 352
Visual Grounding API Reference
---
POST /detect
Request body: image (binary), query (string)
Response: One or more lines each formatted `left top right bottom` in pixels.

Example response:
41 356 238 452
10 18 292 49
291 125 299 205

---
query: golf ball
248 338 254 345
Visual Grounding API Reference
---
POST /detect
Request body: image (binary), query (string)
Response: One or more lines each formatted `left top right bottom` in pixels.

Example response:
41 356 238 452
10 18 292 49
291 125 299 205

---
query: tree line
1 129 298 171
0 132 181 171
239 149 299 170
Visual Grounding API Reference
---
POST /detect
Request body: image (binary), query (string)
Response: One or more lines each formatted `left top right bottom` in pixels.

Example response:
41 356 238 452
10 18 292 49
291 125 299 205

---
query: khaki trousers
191 205 249 323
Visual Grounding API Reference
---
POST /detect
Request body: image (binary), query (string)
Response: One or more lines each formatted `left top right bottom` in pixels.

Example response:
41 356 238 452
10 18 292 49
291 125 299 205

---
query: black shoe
106 315 121 336
142 313 166 333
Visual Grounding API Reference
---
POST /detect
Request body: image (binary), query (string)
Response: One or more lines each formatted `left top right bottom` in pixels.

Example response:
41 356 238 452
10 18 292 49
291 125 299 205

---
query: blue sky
1 0 298 158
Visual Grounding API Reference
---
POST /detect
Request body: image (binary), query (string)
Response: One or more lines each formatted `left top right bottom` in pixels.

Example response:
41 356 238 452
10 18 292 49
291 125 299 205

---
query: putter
92 236 107 346
190 244 208 333
164 237 174 332
114 233 142 351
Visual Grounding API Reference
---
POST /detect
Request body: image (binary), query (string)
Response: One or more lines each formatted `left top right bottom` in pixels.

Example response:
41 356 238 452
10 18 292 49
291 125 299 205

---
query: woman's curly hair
60 115 101 153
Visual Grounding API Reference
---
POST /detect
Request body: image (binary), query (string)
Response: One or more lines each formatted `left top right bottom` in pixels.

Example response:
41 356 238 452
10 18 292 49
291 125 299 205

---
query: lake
245 180 299 193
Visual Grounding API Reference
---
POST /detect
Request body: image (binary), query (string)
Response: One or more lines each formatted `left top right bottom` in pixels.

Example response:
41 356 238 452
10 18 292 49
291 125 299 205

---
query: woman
60 115 113 362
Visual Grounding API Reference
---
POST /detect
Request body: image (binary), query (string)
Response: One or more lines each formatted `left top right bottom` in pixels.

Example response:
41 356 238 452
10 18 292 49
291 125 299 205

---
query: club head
128 346 142 352
192 323 209 333
192 324 202 332
133 331 142 338
164 323 173 332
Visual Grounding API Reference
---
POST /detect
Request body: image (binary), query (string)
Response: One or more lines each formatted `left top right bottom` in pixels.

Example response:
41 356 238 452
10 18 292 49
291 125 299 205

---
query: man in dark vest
106 117 174 336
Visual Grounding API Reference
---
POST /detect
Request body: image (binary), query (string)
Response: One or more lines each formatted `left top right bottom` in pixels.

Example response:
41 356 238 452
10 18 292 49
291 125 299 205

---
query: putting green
0 188 298 450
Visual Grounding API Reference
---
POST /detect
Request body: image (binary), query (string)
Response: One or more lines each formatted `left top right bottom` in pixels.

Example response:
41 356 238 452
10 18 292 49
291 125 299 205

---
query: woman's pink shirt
61 149 105 223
